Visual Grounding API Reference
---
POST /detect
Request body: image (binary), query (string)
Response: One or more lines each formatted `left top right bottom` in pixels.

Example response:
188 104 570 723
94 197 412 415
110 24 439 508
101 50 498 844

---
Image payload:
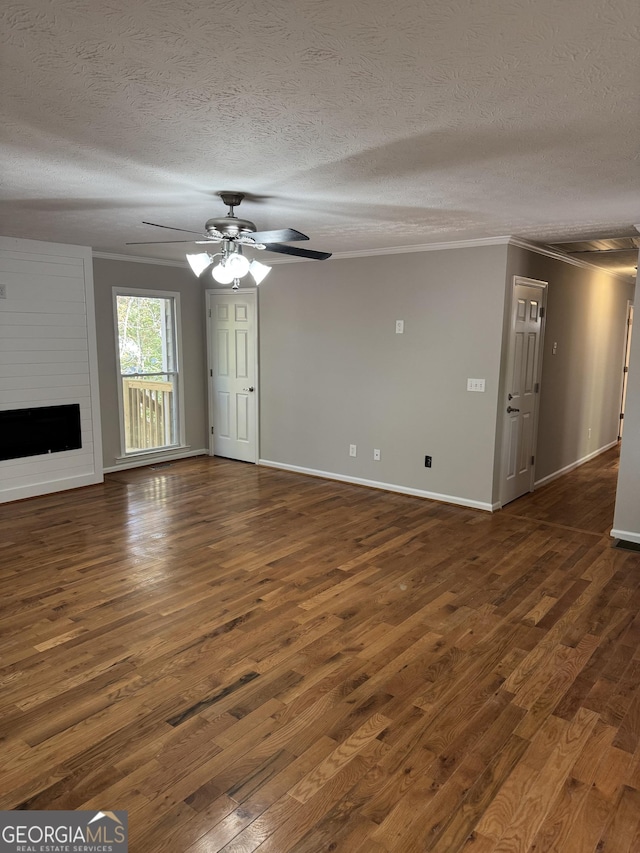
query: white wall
0 237 103 502
612 271 639 543
258 244 509 510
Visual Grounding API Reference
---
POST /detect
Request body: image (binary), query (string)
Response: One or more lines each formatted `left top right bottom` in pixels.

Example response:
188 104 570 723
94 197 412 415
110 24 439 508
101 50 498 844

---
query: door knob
242 386 254 392
507 406 520 413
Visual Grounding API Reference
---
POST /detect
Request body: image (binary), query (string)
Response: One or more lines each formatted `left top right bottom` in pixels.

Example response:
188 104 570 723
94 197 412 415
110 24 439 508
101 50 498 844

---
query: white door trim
206 288 259 462
618 300 634 440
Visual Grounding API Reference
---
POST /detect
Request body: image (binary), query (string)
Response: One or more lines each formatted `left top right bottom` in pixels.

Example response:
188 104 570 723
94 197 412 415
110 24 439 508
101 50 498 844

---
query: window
114 289 183 455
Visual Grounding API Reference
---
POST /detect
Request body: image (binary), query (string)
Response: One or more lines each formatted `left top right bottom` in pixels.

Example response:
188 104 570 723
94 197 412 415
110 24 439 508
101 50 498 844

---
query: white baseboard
610 529 640 545
258 459 494 512
104 447 209 473
0 472 103 504
533 440 618 489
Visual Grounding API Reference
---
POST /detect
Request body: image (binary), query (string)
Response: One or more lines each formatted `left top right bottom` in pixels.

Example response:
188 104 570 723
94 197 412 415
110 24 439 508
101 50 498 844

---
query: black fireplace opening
0 404 82 462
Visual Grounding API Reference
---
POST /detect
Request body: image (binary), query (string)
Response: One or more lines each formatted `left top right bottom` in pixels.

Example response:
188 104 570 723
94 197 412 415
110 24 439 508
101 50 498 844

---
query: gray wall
613 272 639 540
503 246 634 485
258 245 509 509
92 257 208 469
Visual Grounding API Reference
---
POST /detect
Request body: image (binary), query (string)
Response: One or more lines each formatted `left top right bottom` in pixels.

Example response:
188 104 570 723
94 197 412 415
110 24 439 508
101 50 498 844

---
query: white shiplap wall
0 237 103 502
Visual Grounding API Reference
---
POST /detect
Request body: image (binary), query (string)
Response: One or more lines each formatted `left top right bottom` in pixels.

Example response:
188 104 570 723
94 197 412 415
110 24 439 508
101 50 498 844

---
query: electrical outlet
395 320 404 334
373 449 381 461
588 428 591 440
349 444 357 457
425 455 432 468
0 285 6 299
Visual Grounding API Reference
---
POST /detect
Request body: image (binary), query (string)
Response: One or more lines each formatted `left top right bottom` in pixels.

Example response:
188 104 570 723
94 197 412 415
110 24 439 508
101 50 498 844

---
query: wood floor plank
289 713 391 804
0 445 638 851
490 708 599 852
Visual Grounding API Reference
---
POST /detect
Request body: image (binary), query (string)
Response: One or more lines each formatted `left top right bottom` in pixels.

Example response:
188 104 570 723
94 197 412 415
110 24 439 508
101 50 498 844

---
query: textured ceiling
1 0 639 273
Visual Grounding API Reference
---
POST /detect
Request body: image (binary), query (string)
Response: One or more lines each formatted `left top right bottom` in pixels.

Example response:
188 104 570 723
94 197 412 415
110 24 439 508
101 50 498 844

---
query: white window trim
112 287 187 459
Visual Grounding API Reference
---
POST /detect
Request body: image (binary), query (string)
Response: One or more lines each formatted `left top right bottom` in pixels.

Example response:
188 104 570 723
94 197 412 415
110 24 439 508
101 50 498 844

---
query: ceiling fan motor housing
205 216 257 238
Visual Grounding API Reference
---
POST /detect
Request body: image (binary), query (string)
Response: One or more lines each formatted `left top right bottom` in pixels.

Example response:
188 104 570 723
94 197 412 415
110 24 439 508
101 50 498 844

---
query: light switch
467 378 486 392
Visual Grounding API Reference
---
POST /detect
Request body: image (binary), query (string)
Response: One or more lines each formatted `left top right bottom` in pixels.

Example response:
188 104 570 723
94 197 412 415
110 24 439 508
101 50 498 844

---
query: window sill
115 445 191 463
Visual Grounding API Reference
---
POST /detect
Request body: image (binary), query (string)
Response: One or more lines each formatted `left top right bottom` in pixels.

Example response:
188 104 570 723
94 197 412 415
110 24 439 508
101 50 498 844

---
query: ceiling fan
127 191 332 287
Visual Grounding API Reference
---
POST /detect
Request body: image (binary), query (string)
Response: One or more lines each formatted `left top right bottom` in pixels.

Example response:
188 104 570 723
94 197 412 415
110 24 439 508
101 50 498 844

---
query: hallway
503 443 621 536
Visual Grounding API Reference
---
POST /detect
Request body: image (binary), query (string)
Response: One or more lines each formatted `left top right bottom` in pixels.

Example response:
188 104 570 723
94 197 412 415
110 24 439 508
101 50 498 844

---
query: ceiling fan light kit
248 259 271 285
187 246 272 289
211 258 237 285
226 247 251 278
130 191 331 289
186 252 215 277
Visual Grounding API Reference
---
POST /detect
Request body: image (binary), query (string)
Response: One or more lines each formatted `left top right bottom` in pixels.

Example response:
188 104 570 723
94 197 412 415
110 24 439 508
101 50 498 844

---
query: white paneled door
500 277 547 507
208 290 258 463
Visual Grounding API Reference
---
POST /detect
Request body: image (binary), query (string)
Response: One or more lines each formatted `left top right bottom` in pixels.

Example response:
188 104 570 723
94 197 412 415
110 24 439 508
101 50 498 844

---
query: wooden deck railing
122 377 174 452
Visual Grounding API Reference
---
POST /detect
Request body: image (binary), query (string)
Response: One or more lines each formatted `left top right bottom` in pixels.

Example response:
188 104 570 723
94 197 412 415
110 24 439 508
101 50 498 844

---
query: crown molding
92 251 187 268
271 235 633 279
92 238 635 282
93 237 513 269
268 235 512 264
328 234 512 259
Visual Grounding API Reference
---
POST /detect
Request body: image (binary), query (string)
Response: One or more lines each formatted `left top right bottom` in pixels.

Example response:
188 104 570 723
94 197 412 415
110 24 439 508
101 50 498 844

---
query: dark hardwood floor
1 446 639 852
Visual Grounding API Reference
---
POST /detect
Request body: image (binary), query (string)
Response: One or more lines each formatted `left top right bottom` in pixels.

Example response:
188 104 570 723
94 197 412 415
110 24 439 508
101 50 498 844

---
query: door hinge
534 382 540 393
623 366 629 373
531 455 535 465
208 308 212 317
620 413 625 420
211 426 214 434
210 369 213 377
540 306 545 319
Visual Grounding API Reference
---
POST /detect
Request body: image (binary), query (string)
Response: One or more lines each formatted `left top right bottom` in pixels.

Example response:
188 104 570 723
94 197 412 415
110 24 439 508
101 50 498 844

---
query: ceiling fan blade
263 243 332 260
126 239 200 245
142 221 208 236
249 228 309 243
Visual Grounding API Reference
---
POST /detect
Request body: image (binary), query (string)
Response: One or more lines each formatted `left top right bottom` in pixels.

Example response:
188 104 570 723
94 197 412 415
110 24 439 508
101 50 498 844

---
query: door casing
619 301 634 440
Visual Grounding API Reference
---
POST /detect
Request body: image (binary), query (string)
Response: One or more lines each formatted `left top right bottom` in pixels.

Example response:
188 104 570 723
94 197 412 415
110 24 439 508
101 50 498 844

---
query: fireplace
0 404 82 462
